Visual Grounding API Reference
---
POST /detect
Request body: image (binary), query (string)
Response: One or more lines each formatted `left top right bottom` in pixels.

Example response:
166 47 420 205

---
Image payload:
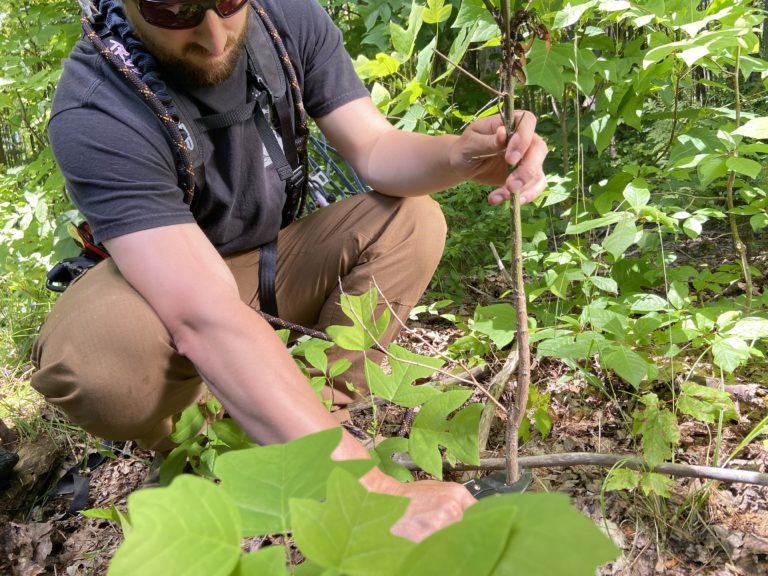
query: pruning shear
463 469 533 499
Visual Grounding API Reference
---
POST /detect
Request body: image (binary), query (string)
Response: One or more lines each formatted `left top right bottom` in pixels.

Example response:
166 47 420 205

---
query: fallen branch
393 452 768 487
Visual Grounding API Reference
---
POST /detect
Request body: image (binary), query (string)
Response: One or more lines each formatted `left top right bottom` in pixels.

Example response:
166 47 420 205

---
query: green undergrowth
89 429 619 576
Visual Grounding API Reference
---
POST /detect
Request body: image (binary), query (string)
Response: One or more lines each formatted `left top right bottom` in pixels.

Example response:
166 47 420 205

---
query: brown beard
138 18 248 88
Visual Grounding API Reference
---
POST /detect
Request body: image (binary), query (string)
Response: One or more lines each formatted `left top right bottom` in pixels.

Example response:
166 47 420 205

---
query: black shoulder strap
244 7 298 169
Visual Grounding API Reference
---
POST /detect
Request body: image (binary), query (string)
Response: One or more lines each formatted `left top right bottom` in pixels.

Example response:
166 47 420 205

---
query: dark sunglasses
135 0 249 30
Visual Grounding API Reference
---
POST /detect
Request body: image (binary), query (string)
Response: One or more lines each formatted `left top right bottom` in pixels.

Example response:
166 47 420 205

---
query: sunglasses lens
138 0 249 29
216 0 248 17
139 1 204 29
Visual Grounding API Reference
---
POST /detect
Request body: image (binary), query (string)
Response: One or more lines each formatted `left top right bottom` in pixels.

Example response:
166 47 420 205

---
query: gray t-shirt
48 0 369 255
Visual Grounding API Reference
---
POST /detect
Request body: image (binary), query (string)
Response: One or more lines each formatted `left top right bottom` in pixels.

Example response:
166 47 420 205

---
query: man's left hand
449 111 548 205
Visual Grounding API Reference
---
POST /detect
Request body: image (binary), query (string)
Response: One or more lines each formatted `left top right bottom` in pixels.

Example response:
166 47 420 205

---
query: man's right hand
389 479 477 542
359 467 476 542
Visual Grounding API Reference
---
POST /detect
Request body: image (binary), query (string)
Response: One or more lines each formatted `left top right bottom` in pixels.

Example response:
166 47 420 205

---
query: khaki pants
31 193 446 448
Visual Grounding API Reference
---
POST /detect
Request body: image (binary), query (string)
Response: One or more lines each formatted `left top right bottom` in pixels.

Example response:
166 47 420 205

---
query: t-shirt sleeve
48 106 196 244
281 0 369 118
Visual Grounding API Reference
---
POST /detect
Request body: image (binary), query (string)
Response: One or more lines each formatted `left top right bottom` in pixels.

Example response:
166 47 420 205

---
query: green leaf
725 317 768 339
582 307 627 338
364 343 442 407
553 0 597 29
678 45 710 67
678 383 739 424
536 333 603 360
682 214 707 239
446 403 484 464
566 212 624 234
472 303 517 348
209 419 256 450
588 276 619 294
712 336 752 373
423 0 452 24
751 212 768 231
600 345 650 389
159 438 200 485
587 114 618 155
733 117 768 139
604 468 640 492
639 473 675 498
370 82 391 110
293 339 334 374
389 2 425 58
698 155 728 187
326 289 390 351
109 476 241 576
524 40 571 98
372 437 413 482
234 547 289 576
453 0 498 42
623 179 651 211
402 493 619 576
215 429 374 536
434 25 474 83
602 217 637 260
329 358 352 379
633 394 680 468
409 390 479 479
726 157 762 179
667 281 690 310
627 293 669 313
291 469 413 576
81 505 131 531
353 53 402 80
169 404 205 444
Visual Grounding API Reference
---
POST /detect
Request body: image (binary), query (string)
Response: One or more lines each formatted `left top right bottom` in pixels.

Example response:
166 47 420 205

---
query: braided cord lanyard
80 7 331 343
81 15 196 204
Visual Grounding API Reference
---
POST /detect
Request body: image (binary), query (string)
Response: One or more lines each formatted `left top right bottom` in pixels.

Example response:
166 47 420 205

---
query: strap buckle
288 166 306 191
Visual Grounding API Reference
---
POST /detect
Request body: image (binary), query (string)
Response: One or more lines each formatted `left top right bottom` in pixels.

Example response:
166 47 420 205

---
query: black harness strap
196 100 257 132
252 99 295 182
258 240 279 316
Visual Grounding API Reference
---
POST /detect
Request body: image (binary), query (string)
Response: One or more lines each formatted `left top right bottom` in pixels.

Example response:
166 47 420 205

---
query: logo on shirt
106 39 137 73
177 123 195 151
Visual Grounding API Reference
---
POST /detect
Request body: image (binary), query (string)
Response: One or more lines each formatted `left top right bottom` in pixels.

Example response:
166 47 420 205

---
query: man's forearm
361 131 464 197
173 300 401 491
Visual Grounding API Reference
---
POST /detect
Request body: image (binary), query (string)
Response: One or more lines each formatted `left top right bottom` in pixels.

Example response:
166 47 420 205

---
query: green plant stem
559 87 569 173
725 47 753 311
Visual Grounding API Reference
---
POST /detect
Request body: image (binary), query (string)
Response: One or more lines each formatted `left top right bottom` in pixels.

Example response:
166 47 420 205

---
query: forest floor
1 241 767 575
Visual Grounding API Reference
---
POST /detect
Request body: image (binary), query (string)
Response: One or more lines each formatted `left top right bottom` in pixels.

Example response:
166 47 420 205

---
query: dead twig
478 350 518 451
432 49 505 98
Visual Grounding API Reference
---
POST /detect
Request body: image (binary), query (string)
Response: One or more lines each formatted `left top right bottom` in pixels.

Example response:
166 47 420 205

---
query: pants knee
31 260 201 444
388 195 447 270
